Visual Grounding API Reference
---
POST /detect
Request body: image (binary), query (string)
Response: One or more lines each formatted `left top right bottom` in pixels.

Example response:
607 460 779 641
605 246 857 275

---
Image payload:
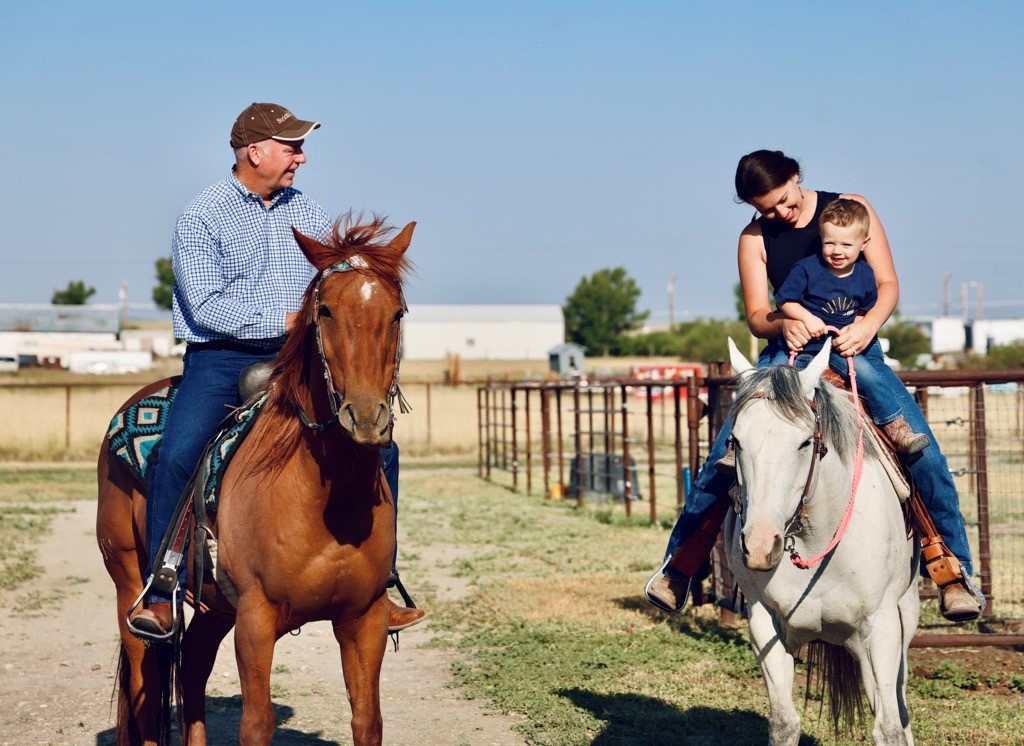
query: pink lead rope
787 327 865 570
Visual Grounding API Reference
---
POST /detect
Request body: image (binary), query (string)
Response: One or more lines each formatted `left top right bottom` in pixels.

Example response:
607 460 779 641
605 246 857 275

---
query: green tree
732 282 746 321
563 267 649 355
957 342 1024 370
677 319 761 362
153 257 175 310
881 314 930 368
51 280 96 305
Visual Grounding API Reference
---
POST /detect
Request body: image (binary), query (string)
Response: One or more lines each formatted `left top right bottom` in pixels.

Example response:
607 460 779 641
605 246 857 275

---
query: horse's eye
318 306 333 319
798 437 813 449
393 310 405 324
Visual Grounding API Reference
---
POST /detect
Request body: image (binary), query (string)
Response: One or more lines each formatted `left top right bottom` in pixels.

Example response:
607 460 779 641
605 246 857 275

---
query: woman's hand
781 318 813 352
834 318 879 358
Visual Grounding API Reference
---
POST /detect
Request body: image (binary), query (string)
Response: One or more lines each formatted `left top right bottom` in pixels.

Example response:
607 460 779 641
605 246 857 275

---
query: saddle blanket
106 383 268 512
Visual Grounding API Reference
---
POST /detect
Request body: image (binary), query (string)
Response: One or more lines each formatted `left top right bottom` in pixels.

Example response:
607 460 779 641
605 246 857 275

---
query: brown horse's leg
233 596 280 745
98 448 166 745
334 597 388 746
181 609 235 745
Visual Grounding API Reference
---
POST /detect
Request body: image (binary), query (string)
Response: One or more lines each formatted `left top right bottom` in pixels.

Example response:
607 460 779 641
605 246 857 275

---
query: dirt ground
0 499 527 745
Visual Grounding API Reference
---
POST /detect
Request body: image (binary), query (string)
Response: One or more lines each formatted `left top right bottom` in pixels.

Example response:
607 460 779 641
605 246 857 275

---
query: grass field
399 467 1024 745
2 462 1023 743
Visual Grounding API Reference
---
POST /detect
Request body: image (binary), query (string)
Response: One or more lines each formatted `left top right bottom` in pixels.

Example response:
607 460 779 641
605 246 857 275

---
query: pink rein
786 327 865 570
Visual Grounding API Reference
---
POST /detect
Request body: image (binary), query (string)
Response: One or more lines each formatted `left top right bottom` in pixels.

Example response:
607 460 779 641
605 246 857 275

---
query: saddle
110 368 272 642
667 367 966 593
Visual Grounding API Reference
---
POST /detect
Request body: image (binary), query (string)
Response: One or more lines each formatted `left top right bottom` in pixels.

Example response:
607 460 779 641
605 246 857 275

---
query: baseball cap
230 102 321 149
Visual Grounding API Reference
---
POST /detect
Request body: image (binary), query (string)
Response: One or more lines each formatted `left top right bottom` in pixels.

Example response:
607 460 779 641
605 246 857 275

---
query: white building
970 319 1024 355
923 316 1024 356
403 304 564 360
927 317 968 355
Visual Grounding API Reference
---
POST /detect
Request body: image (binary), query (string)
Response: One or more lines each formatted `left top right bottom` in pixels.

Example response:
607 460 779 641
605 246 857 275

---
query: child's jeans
828 339 901 425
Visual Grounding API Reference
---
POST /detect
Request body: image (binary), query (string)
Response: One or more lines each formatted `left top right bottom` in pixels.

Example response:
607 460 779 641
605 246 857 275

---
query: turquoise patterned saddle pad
106 382 267 512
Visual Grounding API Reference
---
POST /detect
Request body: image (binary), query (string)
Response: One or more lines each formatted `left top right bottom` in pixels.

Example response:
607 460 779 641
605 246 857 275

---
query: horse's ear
387 221 416 255
292 227 337 271
728 338 755 376
797 339 833 397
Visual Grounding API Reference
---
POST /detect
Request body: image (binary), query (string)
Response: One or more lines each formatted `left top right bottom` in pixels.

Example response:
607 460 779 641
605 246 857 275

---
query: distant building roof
0 304 120 334
407 304 563 323
549 342 586 354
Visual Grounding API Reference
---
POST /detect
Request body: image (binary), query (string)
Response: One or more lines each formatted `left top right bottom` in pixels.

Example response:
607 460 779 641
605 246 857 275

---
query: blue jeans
146 345 402 601
662 339 974 578
834 341 901 425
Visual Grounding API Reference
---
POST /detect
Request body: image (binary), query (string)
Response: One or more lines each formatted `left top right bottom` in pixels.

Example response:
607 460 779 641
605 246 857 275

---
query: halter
296 258 411 433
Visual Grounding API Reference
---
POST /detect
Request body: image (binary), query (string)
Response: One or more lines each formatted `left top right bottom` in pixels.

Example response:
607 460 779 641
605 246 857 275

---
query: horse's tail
158 626 184 745
805 641 864 734
111 629 183 746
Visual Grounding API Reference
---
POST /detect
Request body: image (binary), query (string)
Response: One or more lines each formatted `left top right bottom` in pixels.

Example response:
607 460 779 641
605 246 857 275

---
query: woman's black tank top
760 190 841 290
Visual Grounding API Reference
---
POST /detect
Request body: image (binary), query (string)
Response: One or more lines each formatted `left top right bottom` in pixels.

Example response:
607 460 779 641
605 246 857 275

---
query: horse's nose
742 528 783 571
340 401 357 432
340 400 393 444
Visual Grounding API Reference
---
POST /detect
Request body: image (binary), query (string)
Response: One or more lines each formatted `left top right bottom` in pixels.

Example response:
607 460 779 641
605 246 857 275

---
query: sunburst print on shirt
821 296 857 317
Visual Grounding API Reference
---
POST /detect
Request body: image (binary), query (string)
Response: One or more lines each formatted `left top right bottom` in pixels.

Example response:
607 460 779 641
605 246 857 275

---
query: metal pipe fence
478 368 1024 641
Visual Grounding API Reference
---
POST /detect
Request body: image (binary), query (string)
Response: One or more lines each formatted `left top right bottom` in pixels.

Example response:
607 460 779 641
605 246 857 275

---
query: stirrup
125 567 183 646
387 569 418 609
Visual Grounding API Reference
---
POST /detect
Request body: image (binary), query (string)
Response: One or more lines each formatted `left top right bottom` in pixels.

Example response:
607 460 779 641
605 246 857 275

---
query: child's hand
806 319 828 338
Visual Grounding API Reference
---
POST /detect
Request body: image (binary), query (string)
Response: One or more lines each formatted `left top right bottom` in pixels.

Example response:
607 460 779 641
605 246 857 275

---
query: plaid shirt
171 173 331 345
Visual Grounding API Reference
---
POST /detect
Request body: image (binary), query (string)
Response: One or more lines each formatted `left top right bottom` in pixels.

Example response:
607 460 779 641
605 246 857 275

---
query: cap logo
276 112 293 124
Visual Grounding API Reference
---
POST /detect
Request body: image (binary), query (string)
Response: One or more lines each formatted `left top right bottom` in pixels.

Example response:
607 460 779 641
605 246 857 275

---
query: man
132 102 425 637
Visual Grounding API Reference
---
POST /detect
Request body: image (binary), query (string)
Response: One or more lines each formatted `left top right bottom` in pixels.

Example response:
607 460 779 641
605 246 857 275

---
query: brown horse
96 215 415 745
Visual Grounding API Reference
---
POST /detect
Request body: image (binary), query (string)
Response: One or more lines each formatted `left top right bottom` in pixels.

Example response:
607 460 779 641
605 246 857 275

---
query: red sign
629 363 704 401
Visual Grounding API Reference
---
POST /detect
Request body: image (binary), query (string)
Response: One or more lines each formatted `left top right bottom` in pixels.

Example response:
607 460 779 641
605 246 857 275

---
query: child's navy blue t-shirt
774 254 878 353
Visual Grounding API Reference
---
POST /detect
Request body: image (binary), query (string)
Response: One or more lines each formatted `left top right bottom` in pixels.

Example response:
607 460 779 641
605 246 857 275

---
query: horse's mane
255 213 412 474
732 366 877 463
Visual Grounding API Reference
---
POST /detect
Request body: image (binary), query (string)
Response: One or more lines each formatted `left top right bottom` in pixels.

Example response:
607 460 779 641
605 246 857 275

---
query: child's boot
883 416 931 455
714 442 736 476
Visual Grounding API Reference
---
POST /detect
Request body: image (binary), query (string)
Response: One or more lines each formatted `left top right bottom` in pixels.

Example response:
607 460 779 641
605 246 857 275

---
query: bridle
733 346 864 570
729 391 828 538
296 258 411 433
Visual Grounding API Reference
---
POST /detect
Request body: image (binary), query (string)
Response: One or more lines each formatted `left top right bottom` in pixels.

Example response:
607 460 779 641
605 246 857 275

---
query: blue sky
2 2 1022 321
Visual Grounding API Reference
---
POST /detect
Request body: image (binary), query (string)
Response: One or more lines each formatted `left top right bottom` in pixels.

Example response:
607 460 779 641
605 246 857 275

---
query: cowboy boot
387 597 427 632
939 580 983 623
883 416 931 455
130 602 173 638
714 443 736 476
644 571 693 614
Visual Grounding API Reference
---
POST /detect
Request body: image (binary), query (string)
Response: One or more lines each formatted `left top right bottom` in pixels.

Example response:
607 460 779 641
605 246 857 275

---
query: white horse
723 339 920 746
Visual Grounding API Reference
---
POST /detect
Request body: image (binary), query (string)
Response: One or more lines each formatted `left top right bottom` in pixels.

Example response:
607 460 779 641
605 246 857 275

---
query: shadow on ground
557 688 821 745
96 696 338 744
617 594 749 643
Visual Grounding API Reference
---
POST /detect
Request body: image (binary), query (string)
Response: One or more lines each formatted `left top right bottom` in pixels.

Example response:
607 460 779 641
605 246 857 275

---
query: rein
296 258 410 433
783 328 865 570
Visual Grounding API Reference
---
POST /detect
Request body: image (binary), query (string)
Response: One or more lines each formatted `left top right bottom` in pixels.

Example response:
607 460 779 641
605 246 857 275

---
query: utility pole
119 281 129 332
977 282 984 321
942 271 950 316
667 275 676 328
960 282 968 323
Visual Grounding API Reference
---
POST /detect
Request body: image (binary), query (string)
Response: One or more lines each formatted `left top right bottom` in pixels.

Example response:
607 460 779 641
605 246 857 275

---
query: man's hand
834 318 878 358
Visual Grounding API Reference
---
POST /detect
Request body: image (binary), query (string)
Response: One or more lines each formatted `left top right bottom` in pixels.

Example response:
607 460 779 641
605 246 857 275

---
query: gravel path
0 500 526 745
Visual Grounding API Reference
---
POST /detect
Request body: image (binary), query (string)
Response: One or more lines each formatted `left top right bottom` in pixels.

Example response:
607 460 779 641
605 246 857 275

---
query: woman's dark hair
734 150 801 203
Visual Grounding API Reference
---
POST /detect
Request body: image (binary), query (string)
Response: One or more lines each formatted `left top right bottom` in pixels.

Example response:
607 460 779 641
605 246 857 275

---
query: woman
644 150 983 622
